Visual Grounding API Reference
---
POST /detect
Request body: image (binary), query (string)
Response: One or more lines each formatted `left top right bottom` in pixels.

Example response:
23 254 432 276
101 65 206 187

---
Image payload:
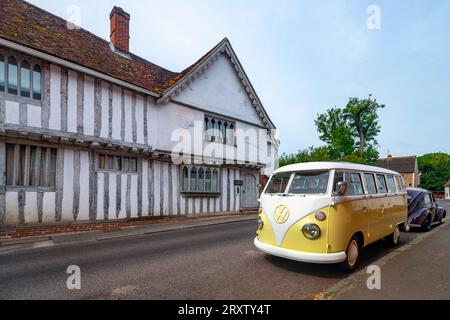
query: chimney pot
110 6 130 53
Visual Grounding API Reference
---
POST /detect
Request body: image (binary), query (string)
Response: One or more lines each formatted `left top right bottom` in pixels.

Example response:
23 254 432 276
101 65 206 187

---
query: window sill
6 186 56 193
181 191 221 198
0 92 41 106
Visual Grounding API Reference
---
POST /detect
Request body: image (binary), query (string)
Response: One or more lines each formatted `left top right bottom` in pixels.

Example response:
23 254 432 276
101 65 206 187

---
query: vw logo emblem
274 205 290 224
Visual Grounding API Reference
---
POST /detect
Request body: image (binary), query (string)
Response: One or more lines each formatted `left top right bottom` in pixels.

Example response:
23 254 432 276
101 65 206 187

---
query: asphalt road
0 216 428 300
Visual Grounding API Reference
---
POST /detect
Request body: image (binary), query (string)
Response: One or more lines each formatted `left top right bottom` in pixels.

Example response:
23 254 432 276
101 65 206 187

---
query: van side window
364 173 378 194
386 175 396 193
395 176 404 191
333 172 344 192
376 174 388 193
344 172 364 196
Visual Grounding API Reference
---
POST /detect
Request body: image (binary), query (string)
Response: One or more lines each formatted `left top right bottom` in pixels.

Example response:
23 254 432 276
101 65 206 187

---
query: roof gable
158 38 275 129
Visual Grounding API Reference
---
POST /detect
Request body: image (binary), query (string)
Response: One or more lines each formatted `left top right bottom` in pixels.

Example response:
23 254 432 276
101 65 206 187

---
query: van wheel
340 236 361 272
386 225 400 247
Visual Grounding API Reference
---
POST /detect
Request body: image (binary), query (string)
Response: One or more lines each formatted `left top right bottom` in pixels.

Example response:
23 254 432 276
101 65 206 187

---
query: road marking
314 221 449 300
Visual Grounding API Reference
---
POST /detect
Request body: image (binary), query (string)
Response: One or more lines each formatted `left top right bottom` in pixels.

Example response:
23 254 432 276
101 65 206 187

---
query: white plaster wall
49 64 61 130
24 192 38 224
100 81 109 139
67 70 78 133
42 192 56 223
62 149 74 222
119 174 127 219
153 162 161 216
5 192 19 225
136 95 145 144
108 174 117 220
96 173 105 220
124 91 133 143
27 105 41 128
83 76 95 136
5 101 19 124
111 85 122 140
142 159 149 216
175 53 264 126
78 151 90 221
130 174 138 218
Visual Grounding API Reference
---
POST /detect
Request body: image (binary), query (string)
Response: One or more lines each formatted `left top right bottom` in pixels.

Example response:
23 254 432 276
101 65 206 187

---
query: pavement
0 203 448 300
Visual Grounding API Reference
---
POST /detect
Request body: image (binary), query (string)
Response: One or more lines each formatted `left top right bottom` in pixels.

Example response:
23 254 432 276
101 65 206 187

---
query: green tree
315 108 355 159
344 95 385 158
314 95 384 163
418 153 450 191
278 146 331 167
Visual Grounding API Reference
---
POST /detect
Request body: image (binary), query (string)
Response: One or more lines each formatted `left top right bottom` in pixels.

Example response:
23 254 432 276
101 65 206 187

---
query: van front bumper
254 237 347 264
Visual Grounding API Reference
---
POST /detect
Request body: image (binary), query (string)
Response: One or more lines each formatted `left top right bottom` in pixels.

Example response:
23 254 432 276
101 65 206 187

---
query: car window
424 194 432 205
266 173 291 194
288 171 330 195
364 173 378 194
345 172 364 196
376 174 388 193
386 175 396 193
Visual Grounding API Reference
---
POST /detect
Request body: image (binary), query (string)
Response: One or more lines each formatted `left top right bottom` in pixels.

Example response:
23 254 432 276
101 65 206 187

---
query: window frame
5 143 57 191
0 49 42 103
97 154 138 173
375 174 388 194
364 173 378 195
181 165 221 195
204 114 236 146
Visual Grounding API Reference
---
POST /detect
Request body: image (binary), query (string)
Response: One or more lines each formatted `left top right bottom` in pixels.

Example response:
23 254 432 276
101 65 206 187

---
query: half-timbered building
0 0 278 226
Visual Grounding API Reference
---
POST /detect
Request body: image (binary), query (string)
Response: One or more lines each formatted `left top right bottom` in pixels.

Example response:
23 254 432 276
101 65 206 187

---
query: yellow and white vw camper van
254 162 408 271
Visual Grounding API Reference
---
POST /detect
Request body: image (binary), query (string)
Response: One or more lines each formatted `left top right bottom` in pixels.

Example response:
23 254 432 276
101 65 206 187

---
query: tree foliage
278 95 385 168
418 153 450 191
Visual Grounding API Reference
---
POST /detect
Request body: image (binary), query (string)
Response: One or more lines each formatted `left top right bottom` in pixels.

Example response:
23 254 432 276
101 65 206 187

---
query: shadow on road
261 231 419 278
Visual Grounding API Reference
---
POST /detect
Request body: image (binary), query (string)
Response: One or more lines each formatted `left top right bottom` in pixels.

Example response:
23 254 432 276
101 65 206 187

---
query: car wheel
422 215 432 232
340 236 361 273
386 225 401 247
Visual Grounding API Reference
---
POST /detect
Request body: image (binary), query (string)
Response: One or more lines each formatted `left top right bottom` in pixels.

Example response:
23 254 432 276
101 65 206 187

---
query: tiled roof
376 156 418 173
0 0 179 94
444 179 450 187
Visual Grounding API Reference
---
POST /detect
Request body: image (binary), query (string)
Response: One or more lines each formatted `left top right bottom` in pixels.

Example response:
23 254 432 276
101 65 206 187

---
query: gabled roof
376 156 418 173
444 179 450 187
0 0 276 129
158 38 276 129
0 0 181 94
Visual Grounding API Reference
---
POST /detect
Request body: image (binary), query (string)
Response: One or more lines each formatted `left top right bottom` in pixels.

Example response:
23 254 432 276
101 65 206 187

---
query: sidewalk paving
0 214 257 255
335 220 450 300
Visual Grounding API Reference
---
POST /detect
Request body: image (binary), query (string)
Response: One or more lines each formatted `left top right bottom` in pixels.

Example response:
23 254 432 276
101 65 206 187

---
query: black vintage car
406 188 446 231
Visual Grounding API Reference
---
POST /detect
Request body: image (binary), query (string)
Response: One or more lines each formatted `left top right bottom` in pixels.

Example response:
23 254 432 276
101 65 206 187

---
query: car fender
408 208 429 225
436 207 446 221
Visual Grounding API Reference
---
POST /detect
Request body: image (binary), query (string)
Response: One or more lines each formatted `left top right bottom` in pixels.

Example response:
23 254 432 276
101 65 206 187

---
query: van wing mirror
334 181 349 196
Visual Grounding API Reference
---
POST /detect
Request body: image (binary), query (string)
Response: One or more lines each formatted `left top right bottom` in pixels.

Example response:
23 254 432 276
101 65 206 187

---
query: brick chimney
110 6 130 53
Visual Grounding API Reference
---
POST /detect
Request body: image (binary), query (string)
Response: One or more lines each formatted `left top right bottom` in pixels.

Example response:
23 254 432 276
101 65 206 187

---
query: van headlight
302 224 321 240
258 216 264 230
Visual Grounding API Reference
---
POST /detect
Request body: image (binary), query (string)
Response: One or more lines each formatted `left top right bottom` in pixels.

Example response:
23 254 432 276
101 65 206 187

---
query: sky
27 0 450 157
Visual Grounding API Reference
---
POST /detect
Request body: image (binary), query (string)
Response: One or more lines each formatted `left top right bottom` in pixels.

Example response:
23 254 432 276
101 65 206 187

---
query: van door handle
362 206 368 213
380 204 385 214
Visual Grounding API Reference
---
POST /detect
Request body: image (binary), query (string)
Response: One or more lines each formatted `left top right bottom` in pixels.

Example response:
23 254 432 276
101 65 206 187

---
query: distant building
444 180 450 199
376 155 421 188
